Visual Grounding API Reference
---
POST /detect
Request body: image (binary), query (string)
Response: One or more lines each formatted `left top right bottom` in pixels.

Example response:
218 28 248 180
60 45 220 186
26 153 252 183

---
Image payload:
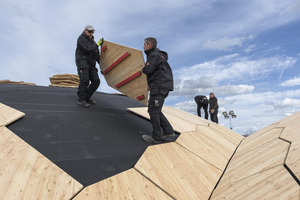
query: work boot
78 100 90 108
87 99 96 104
142 135 161 144
161 132 176 139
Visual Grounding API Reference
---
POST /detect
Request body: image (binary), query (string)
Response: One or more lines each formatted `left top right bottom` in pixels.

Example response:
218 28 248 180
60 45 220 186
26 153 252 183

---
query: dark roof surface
1 84 177 186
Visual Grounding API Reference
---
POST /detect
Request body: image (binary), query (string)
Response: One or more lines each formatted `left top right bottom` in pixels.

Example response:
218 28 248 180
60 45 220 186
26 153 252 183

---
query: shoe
161 132 176 139
87 99 96 104
142 135 161 144
78 100 90 108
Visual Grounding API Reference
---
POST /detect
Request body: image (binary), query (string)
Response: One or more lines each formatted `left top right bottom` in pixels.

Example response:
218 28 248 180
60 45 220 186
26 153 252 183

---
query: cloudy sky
1 0 300 135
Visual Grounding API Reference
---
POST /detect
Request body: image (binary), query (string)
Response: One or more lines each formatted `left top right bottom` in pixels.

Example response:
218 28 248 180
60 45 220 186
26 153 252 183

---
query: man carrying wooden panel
75 25 104 108
141 37 176 143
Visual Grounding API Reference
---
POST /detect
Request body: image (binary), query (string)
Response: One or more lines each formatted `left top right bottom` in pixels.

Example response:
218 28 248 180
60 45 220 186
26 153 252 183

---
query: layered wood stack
49 74 79 88
0 79 36 86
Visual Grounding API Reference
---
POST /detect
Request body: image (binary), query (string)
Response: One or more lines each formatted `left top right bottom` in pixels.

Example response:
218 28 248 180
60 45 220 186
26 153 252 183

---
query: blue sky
1 0 300 135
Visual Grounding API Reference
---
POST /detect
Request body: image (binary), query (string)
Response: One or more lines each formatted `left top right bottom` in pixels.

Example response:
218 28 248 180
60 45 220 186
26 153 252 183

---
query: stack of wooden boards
0 79 36 86
49 74 80 88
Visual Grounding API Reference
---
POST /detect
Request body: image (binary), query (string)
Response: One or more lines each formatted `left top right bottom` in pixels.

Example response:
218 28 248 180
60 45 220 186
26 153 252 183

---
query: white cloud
281 75 300 87
173 54 297 84
171 54 297 99
202 37 246 51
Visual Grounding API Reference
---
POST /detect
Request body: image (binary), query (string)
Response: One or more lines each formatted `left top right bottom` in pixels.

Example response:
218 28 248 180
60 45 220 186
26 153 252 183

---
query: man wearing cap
75 25 104 107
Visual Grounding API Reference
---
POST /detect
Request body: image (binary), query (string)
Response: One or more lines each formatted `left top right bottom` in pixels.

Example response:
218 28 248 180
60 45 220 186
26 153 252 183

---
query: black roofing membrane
1 84 178 186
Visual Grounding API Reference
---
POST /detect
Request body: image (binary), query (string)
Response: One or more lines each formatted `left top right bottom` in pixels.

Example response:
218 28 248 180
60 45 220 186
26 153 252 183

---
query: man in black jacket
209 92 219 123
75 25 103 108
194 95 209 119
141 37 175 143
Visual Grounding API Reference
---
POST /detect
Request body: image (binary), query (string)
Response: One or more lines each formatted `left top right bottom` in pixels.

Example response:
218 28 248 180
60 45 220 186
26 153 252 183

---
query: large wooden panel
127 107 196 132
211 165 300 200
235 127 283 157
135 143 222 200
0 103 25 126
276 111 300 128
0 127 83 200
280 123 300 143
218 138 290 186
199 124 243 148
162 106 208 126
100 41 148 105
176 130 237 171
73 169 172 200
208 123 244 146
286 139 300 181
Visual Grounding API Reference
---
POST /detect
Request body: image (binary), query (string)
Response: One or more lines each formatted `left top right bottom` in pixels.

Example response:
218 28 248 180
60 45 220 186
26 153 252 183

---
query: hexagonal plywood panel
134 143 222 200
280 123 300 143
73 169 172 200
211 166 300 200
234 127 283 157
127 107 197 132
162 106 209 126
0 126 83 200
286 140 300 181
176 129 238 171
218 138 290 186
208 123 244 147
100 41 148 105
0 103 25 126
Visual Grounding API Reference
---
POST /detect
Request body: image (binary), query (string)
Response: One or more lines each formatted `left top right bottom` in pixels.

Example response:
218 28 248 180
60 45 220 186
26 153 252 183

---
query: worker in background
209 92 219 123
75 25 104 108
141 37 175 143
194 95 209 119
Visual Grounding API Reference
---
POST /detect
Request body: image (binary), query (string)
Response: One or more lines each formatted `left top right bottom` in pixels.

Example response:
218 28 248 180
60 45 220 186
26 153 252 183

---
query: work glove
97 38 104 46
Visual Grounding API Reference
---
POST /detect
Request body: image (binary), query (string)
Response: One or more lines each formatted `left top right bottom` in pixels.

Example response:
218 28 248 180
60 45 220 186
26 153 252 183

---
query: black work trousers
148 92 174 140
197 103 208 119
210 109 218 124
77 67 100 102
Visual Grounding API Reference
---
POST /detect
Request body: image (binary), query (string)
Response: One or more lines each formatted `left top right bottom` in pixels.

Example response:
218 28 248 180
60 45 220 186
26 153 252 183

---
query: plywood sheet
218 138 290 186
286 139 300 181
162 106 208 126
0 103 25 126
211 165 300 200
208 123 244 146
235 127 283 157
127 107 196 132
0 126 83 200
135 143 222 200
73 168 172 200
199 124 243 147
176 130 236 171
280 123 300 143
100 41 148 105
276 111 300 128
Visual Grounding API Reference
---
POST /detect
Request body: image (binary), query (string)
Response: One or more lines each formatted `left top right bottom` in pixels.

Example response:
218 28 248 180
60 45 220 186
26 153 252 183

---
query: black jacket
142 48 174 93
195 95 208 105
75 32 100 69
209 97 219 110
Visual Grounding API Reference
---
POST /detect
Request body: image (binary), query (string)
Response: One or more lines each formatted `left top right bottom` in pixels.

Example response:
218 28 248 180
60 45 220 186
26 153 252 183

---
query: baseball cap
85 25 95 31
